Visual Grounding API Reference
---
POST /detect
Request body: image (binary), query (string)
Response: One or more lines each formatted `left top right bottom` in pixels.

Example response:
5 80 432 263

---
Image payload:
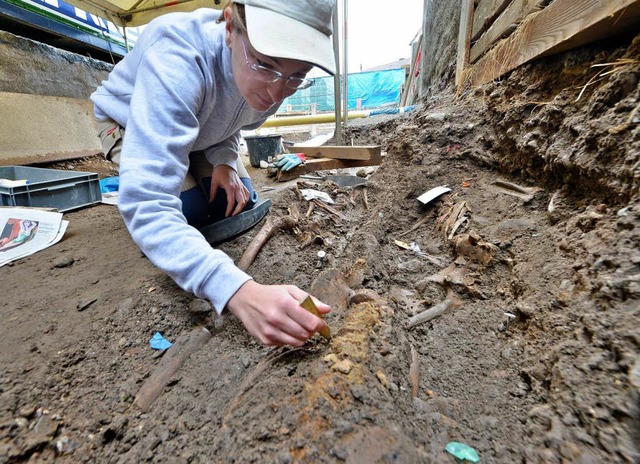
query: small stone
241 356 252 369
376 371 389 388
323 353 338 364
595 204 607 213
356 169 367 178
14 417 29 428
188 298 212 313
53 256 74 268
331 447 349 461
18 405 37 418
331 359 353 374
34 414 58 436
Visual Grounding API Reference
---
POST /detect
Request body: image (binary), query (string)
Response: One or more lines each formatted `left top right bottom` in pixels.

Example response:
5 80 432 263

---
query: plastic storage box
0 166 102 212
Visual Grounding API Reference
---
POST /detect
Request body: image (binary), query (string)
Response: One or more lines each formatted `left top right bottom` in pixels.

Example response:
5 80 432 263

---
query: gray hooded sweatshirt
91 9 279 313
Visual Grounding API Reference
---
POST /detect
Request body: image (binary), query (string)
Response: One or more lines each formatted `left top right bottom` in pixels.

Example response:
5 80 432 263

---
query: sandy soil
1 34 639 463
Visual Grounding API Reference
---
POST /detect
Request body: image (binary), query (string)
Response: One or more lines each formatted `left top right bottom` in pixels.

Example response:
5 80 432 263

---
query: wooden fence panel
463 0 640 87
470 0 546 63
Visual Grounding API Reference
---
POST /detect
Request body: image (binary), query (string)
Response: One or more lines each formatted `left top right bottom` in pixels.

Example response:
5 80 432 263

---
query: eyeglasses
240 35 314 90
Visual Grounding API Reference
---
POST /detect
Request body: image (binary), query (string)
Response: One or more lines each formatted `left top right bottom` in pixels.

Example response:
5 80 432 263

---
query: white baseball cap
234 0 337 75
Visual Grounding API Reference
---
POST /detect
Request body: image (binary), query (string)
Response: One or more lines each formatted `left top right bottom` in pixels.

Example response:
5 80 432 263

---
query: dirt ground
1 33 639 464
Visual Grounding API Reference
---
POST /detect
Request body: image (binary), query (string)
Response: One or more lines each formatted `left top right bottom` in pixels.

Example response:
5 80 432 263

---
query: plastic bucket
245 134 282 168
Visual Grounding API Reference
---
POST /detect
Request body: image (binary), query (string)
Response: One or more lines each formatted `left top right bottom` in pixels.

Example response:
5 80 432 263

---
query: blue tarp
279 68 406 113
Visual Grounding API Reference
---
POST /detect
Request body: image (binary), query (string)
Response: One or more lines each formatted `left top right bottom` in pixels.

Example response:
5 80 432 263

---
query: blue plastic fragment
149 332 172 350
445 442 480 462
99 176 119 193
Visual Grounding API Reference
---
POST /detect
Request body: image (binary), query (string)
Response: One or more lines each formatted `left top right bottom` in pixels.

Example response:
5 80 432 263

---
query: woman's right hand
225 280 331 347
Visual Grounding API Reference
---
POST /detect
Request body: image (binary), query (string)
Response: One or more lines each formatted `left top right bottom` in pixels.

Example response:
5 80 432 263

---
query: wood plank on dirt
456 0 476 88
466 0 640 88
471 0 513 41
290 145 382 161
470 0 546 63
276 157 382 182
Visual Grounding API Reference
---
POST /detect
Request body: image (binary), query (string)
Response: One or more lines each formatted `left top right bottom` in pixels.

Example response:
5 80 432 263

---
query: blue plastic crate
0 166 101 212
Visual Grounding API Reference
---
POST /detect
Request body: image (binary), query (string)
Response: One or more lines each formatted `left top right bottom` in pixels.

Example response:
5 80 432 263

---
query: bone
134 326 212 411
237 206 299 272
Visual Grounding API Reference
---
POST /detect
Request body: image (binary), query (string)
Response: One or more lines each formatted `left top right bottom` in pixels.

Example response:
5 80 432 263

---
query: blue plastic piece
99 176 120 193
445 442 480 462
149 332 172 350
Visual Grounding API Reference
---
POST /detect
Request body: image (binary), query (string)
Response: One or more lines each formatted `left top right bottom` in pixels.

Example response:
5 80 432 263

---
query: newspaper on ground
0 207 69 267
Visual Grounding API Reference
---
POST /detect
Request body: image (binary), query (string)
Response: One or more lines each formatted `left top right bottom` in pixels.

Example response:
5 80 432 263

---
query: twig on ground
409 345 419 398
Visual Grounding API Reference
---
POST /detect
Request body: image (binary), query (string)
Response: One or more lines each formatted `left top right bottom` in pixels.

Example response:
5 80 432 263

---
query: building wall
0 30 111 99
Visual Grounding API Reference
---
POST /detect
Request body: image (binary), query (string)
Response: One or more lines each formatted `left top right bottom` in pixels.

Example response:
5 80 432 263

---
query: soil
1 33 639 464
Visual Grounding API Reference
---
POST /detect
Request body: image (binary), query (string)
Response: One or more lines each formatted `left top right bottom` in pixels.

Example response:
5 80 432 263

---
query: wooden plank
276 157 381 182
471 0 512 41
470 0 545 63
467 0 640 88
290 145 381 161
456 0 476 88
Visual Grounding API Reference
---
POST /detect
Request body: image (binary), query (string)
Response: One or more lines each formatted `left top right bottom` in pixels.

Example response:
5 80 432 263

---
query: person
90 0 337 346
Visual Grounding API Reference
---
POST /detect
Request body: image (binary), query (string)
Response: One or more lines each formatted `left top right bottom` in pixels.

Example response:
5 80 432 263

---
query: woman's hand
210 164 249 218
226 280 331 346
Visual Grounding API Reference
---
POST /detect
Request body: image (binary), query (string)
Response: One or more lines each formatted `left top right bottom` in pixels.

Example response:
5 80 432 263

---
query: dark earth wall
0 30 111 99
419 0 461 97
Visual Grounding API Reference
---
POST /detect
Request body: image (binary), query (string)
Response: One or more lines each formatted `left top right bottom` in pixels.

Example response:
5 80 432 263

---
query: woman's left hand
210 164 249 218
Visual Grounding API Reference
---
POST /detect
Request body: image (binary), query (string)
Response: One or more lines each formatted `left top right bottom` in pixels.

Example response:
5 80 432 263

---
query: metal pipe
260 111 368 128
332 1 342 144
341 0 349 130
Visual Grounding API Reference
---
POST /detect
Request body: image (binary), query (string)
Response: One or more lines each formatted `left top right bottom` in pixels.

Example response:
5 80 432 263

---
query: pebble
34 414 58 436
18 405 36 418
376 371 389 388
331 359 353 374
331 447 349 461
53 256 74 268
188 298 212 313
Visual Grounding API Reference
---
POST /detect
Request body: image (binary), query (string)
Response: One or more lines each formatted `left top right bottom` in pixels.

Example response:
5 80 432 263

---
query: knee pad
203 177 259 223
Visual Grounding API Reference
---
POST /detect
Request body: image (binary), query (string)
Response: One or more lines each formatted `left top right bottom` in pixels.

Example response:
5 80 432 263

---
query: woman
91 0 336 346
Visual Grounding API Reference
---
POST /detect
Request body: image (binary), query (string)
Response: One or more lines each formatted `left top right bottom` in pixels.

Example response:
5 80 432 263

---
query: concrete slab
0 92 102 166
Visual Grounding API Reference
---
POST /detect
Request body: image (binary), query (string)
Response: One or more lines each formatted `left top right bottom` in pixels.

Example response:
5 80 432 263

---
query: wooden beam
470 0 545 63
467 0 640 88
290 145 382 161
471 0 512 41
276 157 381 182
456 0 476 88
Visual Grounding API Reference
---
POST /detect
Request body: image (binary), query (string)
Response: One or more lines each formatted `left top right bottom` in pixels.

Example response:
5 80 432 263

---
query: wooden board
276 157 382 182
470 0 545 63
471 0 512 40
290 145 382 161
456 0 476 88
466 0 640 87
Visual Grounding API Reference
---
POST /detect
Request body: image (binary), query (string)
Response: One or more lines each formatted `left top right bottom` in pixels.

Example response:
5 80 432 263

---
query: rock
18 405 36 418
323 353 338 364
331 359 353 374
53 256 74 268
375 371 389 388
331 447 349 461
188 298 212 313
34 414 58 436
